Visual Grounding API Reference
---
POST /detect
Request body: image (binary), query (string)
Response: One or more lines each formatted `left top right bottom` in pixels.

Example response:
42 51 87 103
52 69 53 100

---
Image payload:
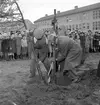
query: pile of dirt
9 71 100 105
0 54 100 105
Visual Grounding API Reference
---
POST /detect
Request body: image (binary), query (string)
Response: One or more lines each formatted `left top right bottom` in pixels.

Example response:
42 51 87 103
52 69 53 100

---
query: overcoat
27 35 33 58
34 36 50 71
8 39 16 53
1 39 9 53
30 35 50 77
16 36 21 55
56 36 82 71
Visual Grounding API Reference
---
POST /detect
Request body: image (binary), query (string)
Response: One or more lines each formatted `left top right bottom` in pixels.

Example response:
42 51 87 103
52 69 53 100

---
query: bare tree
0 0 27 30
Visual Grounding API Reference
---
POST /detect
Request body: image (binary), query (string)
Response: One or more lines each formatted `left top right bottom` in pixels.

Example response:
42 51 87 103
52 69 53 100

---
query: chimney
74 6 78 9
45 14 48 17
57 11 60 14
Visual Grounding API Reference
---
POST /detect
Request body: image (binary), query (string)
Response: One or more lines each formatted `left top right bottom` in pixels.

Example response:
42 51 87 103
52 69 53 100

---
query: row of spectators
0 28 100 61
0 30 33 61
65 30 100 53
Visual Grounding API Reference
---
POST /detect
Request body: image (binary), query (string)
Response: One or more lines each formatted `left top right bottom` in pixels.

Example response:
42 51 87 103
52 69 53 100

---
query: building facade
34 2 100 33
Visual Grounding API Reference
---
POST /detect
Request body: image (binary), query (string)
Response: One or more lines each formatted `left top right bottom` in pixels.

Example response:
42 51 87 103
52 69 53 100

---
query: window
87 23 90 29
69 25 71 30
72 25 75 30
99 10 100 18
83 13 86 19
93 21 99 30
47 22 49 25
95 11 98 19
45 21 47 25
93 22 95 30
66 17 72 22
99 21 100 30
94 22 97 30
93 10 100 19
66 17 69 22
69 19 72 22
93 11 95 19
96 22 98 30
76 24 78 29
83 23 85 29
79 24 81 29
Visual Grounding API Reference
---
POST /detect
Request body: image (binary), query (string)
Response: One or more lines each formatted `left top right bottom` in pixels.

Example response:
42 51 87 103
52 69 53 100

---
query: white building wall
34 8 100 32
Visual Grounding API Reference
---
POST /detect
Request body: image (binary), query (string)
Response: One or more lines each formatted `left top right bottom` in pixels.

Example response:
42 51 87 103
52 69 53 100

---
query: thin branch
14 0 27 30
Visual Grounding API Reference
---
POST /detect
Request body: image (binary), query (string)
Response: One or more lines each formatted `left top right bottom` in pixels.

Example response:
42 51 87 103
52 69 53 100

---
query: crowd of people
66 30 100 53
0 30 33 61
0 28 100 62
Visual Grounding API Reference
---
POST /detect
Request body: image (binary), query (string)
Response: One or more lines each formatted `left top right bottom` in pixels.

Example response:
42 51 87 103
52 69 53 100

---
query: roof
34 2 100 23
19 19 35 31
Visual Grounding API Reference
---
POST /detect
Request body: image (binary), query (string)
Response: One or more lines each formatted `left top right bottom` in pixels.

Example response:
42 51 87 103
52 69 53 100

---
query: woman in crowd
73 32 80 45
21 36 28 59
16 32 22 59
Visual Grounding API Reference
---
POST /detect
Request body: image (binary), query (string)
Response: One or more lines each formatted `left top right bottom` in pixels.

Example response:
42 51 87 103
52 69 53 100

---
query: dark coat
1 39 9 53
16 37 21 55
33 36 50 71
8 39 16 53
30 36 50 77
27 36 33 58
56 36 82 71
93 34 99 47
79 34 86 49
34 36 49 62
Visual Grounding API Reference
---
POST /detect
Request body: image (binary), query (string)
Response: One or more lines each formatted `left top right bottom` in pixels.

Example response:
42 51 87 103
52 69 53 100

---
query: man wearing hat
48 34 82 82
29 28 50 78
34 29 50 70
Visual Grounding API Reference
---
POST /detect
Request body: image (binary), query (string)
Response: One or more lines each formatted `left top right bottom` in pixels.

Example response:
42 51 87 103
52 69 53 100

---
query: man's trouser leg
30 58 36 77
43 58 50 72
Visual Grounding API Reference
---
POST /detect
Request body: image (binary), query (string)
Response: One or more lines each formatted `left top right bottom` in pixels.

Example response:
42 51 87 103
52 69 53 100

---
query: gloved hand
56 56 65 63
63 70 69 76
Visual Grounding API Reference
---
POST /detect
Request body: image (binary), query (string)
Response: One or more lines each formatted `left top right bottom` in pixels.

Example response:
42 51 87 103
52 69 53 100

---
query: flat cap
34 28 44 40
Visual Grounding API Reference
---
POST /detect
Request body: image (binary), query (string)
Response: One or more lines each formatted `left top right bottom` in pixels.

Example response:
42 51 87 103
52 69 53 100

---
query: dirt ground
0 53 100 105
